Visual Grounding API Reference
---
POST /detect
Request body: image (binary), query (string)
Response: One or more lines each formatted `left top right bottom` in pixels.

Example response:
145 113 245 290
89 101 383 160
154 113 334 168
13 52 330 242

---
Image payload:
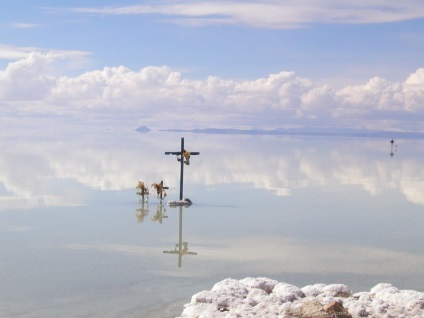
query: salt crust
177 277 424 318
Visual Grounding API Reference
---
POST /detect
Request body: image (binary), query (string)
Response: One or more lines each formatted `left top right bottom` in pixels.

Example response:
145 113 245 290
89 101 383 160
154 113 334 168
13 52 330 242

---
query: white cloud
0 52 56 101
10 23 39 29
335 70 424 116
403 68 424 111
0 50 90 103
0 45 40 60
227 71 312 111
69 1 424 29
0 45 90 60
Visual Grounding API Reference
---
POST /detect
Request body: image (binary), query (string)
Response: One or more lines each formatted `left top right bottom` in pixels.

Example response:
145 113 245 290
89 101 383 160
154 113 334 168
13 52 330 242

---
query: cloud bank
1 52 423 131
69 0 424 29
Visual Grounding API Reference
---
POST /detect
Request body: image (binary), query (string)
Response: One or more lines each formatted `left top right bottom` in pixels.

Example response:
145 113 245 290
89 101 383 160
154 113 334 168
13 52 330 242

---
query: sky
1 0 424 131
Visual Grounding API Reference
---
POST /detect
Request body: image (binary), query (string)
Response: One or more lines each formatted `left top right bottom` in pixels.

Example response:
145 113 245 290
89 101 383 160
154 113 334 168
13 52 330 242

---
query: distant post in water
165 137 200 200
390 139 395 157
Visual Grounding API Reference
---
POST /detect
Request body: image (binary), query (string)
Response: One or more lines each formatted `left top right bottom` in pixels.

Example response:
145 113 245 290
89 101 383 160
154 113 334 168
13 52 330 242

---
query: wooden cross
152 180 169 202
165 137 200 200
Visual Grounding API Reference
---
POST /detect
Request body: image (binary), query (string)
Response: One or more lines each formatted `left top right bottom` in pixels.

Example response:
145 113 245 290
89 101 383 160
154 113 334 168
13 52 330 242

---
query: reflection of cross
163 206 197 267
165 138 200 200
151 204 168 223
135 198 149 223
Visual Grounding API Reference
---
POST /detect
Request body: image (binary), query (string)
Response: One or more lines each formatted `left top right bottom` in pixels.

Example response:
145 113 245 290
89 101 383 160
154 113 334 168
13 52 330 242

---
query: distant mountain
135 125 151 133
158 127 424 139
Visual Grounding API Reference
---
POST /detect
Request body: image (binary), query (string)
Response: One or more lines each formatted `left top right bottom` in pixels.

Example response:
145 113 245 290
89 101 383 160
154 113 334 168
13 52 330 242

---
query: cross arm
165 151 181 155
165 151 200 155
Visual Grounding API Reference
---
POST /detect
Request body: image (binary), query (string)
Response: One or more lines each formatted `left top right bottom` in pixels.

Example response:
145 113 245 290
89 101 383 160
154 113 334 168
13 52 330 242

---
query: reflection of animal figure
175 242 189 254
136 181 149 195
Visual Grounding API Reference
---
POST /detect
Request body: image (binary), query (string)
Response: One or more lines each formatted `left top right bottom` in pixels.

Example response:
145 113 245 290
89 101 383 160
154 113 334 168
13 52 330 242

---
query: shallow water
1 124 423 317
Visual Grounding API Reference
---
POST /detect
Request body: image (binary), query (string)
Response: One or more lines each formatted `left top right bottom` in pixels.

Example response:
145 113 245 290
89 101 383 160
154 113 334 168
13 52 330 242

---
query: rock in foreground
177 277 424 318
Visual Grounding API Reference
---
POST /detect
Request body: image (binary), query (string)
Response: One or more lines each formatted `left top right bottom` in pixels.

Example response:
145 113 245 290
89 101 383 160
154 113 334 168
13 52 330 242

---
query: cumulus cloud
0 53 57 101
0 50 89 104
69 0 424 29
1 52 424 131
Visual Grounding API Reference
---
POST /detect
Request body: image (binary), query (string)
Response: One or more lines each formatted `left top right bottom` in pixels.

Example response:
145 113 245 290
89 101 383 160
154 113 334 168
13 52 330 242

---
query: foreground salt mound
177 277 424 318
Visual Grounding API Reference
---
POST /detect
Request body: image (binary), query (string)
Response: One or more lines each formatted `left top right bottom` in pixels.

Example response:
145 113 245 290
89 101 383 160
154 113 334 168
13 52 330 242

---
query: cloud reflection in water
1 128 423 208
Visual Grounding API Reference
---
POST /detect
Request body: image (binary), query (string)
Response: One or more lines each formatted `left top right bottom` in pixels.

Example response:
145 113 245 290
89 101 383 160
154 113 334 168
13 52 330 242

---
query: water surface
1 125 423 317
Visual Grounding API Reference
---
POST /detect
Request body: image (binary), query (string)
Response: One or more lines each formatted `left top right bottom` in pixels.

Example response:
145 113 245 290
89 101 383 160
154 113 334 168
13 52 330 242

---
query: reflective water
1 122 424 317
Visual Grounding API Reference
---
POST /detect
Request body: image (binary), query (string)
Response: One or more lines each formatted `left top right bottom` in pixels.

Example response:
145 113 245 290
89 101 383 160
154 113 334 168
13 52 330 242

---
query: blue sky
1 1 424 131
